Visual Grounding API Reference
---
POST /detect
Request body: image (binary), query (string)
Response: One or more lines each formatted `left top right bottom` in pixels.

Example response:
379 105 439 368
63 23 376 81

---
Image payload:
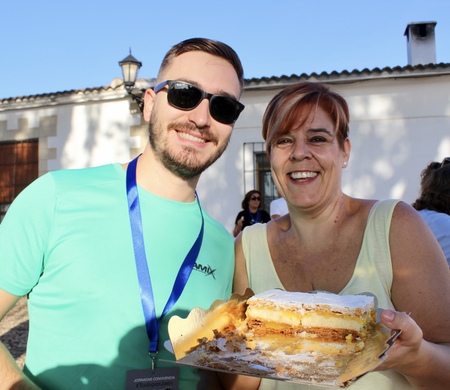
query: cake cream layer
246 289 376 336
246 306 368 332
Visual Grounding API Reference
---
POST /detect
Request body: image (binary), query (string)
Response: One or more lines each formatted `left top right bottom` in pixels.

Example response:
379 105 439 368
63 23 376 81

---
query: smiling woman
229 81 450 390
262 82 349 160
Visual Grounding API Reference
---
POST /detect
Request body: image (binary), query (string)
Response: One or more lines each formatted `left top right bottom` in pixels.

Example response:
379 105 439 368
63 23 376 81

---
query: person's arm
0 289 40 389
378 309 450 389
233 216 244 238
377 201 450 388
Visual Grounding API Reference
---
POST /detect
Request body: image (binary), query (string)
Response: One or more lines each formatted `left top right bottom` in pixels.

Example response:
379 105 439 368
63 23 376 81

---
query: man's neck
126 147 198 203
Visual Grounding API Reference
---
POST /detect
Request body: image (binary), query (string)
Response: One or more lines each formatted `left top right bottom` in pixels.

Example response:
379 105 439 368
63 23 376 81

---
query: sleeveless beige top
241 199 412 390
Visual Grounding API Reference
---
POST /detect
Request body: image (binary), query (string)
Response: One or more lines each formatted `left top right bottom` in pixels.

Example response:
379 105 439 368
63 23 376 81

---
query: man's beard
148 115 230 180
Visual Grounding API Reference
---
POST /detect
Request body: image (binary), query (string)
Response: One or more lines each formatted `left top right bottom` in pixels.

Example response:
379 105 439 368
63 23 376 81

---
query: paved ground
0 297 28 369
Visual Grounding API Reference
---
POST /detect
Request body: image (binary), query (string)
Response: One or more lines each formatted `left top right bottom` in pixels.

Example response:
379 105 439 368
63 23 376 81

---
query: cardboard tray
167 289 400 388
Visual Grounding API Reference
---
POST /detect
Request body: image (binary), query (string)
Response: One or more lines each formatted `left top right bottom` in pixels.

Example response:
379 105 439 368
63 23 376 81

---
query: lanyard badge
126 155 204 368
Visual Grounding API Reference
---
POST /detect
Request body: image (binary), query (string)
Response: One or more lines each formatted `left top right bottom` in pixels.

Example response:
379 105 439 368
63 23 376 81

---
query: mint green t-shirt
0 163 234 389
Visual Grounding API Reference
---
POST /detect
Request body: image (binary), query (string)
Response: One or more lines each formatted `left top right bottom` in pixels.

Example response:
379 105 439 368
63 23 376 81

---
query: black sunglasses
441 157 450 168
250 196 261 201
154 80 244 125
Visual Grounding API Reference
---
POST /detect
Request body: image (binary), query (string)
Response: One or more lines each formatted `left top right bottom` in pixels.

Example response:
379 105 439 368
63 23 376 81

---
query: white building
1 22 449 232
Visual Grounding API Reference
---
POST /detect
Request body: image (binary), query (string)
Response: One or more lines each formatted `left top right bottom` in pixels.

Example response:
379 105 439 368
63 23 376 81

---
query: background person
412 158 450 266
0 37 245 389
233 190 270 237
269 196 288 219
230 82 450 389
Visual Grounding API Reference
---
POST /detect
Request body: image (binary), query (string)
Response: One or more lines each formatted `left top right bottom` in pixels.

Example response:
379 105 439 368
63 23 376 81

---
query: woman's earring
343 161 348 168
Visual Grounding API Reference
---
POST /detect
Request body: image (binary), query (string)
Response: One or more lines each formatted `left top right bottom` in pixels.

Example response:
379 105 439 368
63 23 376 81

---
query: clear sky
2 0 450 99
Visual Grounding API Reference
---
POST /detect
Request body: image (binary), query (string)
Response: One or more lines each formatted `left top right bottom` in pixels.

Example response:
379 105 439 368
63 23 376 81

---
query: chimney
404 21 437 66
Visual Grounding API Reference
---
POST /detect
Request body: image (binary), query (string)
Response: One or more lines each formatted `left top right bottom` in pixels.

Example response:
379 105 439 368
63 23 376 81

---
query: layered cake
246 289 376 353
170 289 387 387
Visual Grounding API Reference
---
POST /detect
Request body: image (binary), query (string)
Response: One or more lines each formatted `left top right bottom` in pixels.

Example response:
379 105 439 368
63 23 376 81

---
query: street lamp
119 50 144 111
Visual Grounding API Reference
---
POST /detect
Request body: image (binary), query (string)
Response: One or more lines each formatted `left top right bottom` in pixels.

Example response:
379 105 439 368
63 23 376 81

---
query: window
243 142 278 211
0 140 38 222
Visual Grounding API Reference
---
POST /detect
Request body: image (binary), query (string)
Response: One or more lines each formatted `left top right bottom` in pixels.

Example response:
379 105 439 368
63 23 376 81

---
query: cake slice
246 289 377 351
169 289 390 386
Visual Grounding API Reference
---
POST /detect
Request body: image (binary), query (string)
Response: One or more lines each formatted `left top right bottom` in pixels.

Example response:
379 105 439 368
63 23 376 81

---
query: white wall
48 99 135 170
338 77 450 203
2 76 450 234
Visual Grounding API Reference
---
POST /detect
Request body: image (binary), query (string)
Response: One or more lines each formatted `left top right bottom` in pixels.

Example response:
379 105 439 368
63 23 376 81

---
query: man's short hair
158 37 244 89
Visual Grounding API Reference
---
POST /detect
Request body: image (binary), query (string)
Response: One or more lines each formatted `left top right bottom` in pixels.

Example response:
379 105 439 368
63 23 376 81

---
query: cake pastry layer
246 289 377 346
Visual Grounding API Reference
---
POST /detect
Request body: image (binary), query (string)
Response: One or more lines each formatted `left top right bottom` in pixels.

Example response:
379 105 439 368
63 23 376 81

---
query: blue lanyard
247 209 260 223
126 155 204 355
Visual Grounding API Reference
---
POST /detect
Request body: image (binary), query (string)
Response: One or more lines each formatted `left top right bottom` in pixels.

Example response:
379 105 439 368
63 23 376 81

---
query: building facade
1 22 450 232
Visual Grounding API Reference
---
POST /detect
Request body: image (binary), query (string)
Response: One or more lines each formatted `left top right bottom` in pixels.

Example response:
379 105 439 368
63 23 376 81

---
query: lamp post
119 50 144 111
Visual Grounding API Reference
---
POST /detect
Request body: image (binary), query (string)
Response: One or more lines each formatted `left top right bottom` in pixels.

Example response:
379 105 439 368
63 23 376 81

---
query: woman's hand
376 309 423 372
377 309 450 389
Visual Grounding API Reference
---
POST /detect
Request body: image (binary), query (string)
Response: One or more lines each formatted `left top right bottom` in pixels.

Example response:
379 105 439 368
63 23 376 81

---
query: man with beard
0 38 245 389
